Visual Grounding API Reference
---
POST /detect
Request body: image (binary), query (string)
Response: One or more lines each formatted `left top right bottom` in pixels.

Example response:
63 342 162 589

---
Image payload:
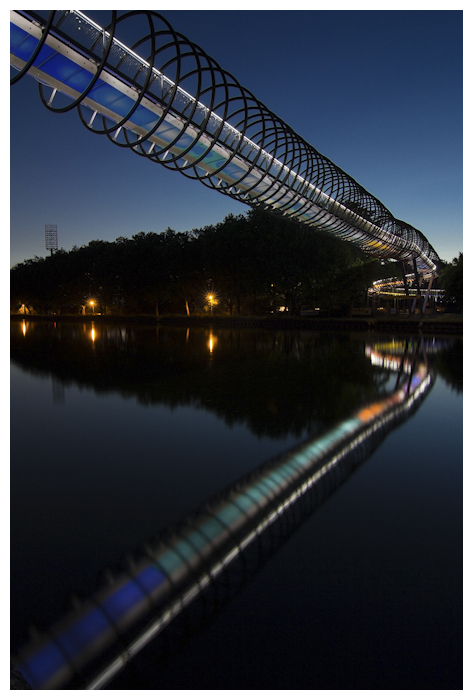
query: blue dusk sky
9 7 463 268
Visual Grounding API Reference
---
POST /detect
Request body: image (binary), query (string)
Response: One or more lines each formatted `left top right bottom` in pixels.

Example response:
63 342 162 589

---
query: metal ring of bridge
10 10 441 276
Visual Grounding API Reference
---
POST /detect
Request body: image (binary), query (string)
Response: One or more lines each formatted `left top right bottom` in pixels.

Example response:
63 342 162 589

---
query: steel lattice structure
10 10 441 277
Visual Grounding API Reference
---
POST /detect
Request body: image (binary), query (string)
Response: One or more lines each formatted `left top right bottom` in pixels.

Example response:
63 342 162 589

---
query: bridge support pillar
422 274 435 315
398 262 410 297
410 257 422 315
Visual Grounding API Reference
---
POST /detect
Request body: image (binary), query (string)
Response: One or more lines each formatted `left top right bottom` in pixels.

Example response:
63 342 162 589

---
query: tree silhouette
10 210 388 316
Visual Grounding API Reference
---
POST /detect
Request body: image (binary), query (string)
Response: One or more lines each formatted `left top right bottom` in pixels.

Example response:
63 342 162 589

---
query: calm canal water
10 320 463 689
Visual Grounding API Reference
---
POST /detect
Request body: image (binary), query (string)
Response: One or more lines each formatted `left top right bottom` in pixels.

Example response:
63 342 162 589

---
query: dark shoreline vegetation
10 209 462 318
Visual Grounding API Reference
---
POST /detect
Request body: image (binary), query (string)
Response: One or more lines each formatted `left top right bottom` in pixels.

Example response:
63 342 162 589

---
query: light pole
208 294 213 316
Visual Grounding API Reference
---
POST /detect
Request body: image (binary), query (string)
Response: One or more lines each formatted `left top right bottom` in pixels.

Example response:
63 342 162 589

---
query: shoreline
10 313 463 335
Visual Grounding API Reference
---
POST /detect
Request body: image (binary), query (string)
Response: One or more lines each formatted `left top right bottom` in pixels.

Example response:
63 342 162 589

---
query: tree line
10 208 410 317
437 253 463 312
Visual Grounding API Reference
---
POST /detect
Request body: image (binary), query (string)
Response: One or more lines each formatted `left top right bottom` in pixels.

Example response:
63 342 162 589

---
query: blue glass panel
201 152 227 170
188 142 208 159
34 52 84 85
173 134 195 153
10 24 38 59
88 82 126 111
130 104 159 129
57 607 111 660
245 485 268 505
32 44 56 68
186 528 211 551
199 517 225 541
155 122 180 143
19 641 68 690
101 579 145 623
216 503 244 528
135 565 167 595
65 67 94 92
264 469 288 489
174 538 198 561
233 493 260 513
254 477 276 498
97 90 136 117
158 548 185 575
222 164 247 182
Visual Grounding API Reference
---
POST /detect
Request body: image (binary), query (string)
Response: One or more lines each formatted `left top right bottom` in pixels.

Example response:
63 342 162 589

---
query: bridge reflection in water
15 338 434 690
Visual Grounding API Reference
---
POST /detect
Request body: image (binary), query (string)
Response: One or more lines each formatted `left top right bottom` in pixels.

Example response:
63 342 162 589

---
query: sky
9 7 463 268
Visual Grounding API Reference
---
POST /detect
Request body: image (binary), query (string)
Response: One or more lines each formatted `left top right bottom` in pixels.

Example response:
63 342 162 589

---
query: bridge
13 337 436 689
10 10 441 283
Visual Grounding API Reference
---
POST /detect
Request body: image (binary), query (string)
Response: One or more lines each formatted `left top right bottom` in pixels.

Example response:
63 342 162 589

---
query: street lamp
89 299 95 315
208 294 214 316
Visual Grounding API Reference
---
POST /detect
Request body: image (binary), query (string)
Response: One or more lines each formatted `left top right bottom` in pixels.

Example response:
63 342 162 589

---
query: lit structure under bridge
10 10 441 279
13 338 436 690
369 274 445 314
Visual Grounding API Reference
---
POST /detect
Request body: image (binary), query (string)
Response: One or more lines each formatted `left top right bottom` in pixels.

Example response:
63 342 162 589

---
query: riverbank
11 313 463 335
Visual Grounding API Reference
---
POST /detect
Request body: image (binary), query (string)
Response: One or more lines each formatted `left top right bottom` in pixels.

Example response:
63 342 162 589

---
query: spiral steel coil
10 10 443 277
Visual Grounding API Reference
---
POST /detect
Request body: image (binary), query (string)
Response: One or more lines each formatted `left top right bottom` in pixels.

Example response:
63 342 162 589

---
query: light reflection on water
10 321 462 689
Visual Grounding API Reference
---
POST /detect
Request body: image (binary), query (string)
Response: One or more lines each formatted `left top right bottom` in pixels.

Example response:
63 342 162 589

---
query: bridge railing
10 10 441 277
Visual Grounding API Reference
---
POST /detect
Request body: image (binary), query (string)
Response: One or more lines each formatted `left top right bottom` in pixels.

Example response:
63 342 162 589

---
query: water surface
10 321 462 689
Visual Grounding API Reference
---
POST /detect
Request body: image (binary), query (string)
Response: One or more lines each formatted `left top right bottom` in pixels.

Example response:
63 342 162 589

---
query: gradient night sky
9 8 463 268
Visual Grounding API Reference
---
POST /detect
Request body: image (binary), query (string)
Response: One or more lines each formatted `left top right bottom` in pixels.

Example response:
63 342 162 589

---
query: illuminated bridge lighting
368 352 403 372
10 10 441 277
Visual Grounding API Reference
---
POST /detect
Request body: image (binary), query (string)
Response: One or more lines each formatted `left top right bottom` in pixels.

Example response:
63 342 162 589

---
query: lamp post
89 300 95 315
208 295 213 316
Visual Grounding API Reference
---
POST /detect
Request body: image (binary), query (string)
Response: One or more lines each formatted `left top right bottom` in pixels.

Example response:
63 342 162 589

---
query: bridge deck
10 10 441 277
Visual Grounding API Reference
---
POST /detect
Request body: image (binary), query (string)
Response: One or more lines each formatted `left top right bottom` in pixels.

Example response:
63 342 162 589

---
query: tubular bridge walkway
10 10 441 279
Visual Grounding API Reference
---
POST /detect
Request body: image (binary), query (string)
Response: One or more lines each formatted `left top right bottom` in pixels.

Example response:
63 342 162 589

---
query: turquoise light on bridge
10 10 441 278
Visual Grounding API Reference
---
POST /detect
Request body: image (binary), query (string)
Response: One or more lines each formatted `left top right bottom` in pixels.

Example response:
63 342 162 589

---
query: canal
10 320 462 689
